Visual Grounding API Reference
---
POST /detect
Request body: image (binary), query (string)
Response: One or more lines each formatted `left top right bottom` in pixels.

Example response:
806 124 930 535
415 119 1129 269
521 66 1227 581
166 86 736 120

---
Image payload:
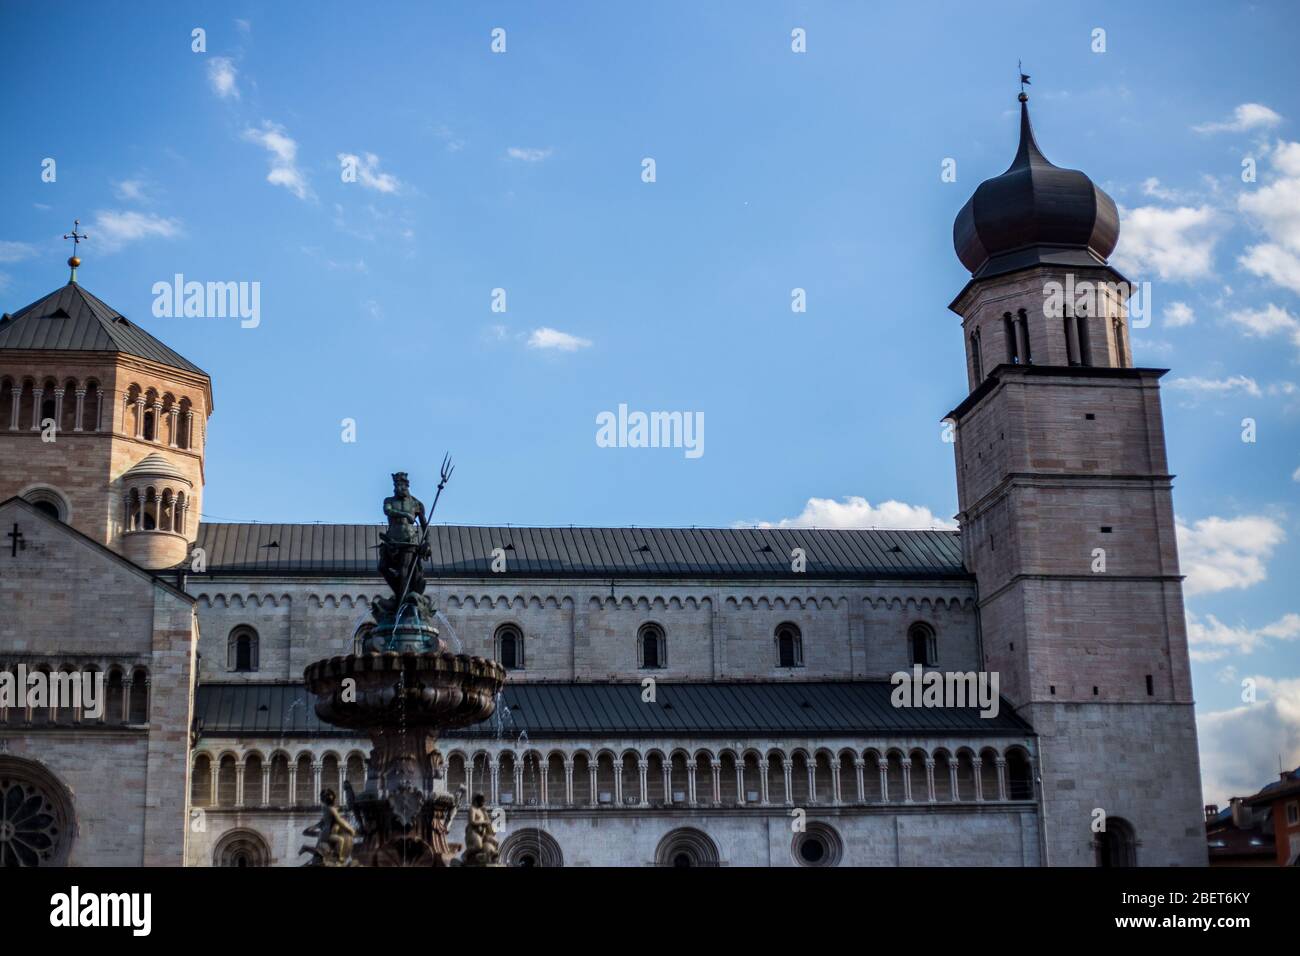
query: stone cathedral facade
0 95 1206 868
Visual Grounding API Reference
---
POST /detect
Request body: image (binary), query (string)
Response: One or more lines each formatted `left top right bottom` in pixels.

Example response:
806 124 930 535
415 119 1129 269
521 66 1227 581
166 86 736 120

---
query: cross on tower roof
62 218 87 284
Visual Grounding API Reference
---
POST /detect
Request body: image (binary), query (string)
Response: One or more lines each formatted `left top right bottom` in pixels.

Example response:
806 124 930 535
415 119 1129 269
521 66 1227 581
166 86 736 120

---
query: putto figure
300 789 356 866
460 791 501 866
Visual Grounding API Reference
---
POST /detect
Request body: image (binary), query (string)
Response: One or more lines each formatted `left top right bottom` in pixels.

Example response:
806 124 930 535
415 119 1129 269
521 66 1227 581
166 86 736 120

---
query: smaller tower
0 240 212 569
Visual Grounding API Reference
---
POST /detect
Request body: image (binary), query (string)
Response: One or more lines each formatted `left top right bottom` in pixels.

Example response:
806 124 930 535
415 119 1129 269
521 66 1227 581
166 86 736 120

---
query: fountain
302 461 506 866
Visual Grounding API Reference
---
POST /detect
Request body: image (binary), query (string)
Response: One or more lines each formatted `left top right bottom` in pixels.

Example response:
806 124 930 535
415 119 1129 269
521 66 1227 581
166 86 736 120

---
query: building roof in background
194 679 1031 739
0 282 206 376
188 523 967 579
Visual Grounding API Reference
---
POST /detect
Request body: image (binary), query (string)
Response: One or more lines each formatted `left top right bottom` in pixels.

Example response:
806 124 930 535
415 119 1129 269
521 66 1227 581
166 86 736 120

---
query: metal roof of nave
189 523 968 579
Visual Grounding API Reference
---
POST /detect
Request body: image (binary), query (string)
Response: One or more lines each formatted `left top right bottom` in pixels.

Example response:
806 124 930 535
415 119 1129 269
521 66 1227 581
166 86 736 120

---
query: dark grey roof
953 96 1119 280
0 282 206 375
194 681 1032 739
189 523 967 579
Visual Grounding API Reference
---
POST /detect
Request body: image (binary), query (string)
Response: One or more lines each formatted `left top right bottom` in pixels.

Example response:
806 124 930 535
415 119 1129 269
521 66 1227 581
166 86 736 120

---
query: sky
1 0 1297 808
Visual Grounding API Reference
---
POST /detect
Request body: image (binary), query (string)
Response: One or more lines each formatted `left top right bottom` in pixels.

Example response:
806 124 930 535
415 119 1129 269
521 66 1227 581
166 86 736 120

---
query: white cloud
207 56 240 100
1176 514 1285 596
337 152 402 194
235 18 251 34
0 241 36 263
527 327 591 351
1166 375 1262 398
362 299 382 322
91 210 182 252
1113 205 1218 281
1293 465 1300 482
742 496 958 531
506 147 553 162
1237 140 1300 294
1227 303 1300 350
1197 674 1300 806
1187 610 1300 661
242 122 313 200
111 178 149 203
1192 103 1284 134
1164 301 1195 328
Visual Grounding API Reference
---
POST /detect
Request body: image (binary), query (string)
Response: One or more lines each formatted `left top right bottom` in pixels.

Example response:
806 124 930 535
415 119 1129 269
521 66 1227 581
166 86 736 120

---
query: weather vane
62 218 87 283
1018 61 1031 99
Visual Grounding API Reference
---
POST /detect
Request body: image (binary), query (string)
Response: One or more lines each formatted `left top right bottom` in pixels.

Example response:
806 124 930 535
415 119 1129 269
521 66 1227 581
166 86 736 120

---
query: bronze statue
300 788 356 866
460 791 501 866
372 472 431 623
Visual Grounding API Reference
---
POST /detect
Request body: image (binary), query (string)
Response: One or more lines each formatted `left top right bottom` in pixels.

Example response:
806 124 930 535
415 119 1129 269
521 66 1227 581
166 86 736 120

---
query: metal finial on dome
62 219 87 284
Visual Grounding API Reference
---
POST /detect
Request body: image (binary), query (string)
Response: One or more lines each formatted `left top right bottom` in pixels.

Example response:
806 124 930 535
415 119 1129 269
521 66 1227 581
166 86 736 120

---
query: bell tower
0 245 211 570
946 94 1206 865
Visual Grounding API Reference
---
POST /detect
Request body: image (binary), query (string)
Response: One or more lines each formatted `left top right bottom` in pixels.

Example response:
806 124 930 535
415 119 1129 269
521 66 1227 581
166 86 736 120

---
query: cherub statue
460 789 500 866
300 788 356 866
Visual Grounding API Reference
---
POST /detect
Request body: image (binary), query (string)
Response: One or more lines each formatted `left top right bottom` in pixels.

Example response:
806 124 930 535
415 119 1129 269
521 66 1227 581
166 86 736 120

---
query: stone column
513 764 523 803
709 760 721 805
948 760 960 802
73 388 86 431
901 758 913 803
758 759 770 806
120 678 133 723
925 758 937 803
8 386 20 430
52 387 64 432
806 762 816 804
783 762 793 806
209 762 218 807
995 757 1008 801
235 764 246 808
261 765 271 807
168 407 180 447
735 761 745 805
830 761 842 806
662 763 671 803
563 760 574 806
687 763 697 805
133 398 145 438
853 758 866 805
30 384 43 430
95 388 104 432
538 759 548 806
185 410 195 449
878 762 889 804
150 401 163 441
972 757 984 801
489 764 500 804
638 759 649 807
288 764 299 805
588 764 597 805
312 761 322 803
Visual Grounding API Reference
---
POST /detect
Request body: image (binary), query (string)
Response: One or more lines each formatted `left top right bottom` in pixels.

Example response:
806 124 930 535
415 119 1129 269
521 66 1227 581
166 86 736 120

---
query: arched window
909 623 937 666
1006 748 1034 800
128 668 149 723
1096 817 1138 867
142 408 155 441
654 827 720 867
639 623 666 669
214 829 271 867
1003 312 1019 363
776 623 803 668
496 625 524 671
970 328 983 381
228 627 259 672
24 490 66 523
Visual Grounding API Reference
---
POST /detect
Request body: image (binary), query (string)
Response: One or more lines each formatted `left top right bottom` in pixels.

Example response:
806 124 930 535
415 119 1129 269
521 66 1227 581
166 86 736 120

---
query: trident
393 453 454 621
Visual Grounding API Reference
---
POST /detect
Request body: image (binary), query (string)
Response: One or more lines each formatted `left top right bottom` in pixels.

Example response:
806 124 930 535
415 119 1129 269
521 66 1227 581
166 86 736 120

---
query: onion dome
953 94 1120 279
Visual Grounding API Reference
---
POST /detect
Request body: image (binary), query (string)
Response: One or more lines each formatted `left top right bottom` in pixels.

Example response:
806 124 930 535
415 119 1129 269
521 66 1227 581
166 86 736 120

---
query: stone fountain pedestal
304 622 505 866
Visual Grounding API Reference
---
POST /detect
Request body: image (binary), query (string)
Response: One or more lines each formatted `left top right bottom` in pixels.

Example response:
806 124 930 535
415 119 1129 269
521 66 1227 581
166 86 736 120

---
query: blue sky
1 1 1297 804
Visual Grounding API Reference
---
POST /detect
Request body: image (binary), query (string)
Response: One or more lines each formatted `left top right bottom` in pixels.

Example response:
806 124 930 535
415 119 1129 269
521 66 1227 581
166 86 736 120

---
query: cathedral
0 94 1207 868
